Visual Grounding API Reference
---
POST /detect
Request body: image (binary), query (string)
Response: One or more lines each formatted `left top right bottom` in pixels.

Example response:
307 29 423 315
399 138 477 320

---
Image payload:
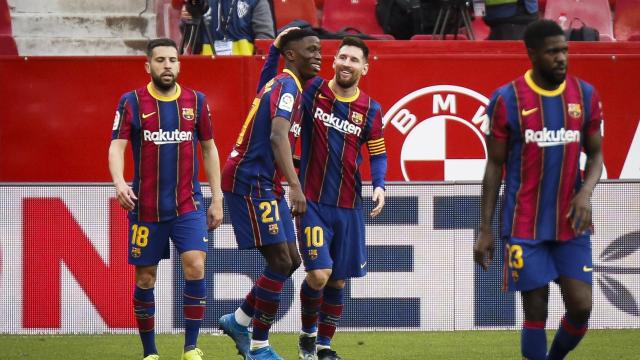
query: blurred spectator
175 0 274 55
484 0 538 40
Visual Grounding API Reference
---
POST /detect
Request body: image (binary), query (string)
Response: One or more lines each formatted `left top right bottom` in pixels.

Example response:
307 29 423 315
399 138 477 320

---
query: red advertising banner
1 41 639 182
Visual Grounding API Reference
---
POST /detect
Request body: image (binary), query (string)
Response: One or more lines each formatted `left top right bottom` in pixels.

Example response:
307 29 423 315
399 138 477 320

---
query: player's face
291 36 321 81
531 35 568 86
145 46 180 91
332 45 368 89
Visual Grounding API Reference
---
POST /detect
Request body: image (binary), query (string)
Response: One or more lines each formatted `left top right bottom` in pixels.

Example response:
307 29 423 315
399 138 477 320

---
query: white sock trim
234 308 252 327
250 339 269 350
300 331 318 337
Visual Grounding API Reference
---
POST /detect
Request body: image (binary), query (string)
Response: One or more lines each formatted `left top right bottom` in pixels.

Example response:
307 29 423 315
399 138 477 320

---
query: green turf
1 330 638 359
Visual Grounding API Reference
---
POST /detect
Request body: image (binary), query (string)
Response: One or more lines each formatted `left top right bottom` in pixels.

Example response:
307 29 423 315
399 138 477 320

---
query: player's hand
370 187 385 217
473 229 495 271
114 182 137 211
567 189 592 234
274 27 299 49
289 184 307 217
207 198 223 230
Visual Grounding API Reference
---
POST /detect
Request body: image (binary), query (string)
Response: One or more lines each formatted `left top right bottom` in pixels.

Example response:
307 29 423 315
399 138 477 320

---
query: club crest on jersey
351 112 364 125
383 85 490 181
268 223 279 235
512 270 519 282
182 107 195 121
308 249 318 260
568 103 582 118
131 247 141 258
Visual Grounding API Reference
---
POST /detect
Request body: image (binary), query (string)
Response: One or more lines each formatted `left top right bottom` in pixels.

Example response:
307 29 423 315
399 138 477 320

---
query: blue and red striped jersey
488 70 602 241
111 83 214 222
221 69 303 199
299 78 387 209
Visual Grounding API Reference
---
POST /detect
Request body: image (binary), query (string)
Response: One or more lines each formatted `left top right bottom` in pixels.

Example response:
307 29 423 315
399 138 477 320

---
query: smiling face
332 44 369 89
529 35 568 86
289 35 322 81
145 45 180 91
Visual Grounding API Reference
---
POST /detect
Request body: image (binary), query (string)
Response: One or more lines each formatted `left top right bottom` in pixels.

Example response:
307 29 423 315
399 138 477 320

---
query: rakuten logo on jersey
524 128 580 147
143 129 193 145
314 108 362 136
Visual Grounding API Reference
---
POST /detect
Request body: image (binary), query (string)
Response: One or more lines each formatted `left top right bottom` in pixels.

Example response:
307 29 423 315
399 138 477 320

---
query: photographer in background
174 0 275 55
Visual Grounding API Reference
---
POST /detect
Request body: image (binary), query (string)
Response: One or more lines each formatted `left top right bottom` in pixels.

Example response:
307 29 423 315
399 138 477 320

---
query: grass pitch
1 330 638 359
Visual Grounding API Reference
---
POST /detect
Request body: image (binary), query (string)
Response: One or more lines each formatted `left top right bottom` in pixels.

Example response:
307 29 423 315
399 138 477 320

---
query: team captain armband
367 138 386 156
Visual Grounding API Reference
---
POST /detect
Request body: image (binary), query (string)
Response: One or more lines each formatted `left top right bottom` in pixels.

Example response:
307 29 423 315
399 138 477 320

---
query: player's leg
129 218 170 360
505 237 558 360
315 206 365 360
171 210 209 359
547 235 593 360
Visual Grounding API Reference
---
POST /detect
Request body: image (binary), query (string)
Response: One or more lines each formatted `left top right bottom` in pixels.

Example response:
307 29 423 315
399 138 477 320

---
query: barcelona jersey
299 78 387 209
222 69 303 199
487 70 602 241
111 83 214 222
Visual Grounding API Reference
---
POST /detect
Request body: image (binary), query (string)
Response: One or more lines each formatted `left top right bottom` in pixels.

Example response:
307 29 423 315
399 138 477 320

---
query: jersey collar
283 69 303 92
524 69 566 97
328 79 360 103
147 82 181 101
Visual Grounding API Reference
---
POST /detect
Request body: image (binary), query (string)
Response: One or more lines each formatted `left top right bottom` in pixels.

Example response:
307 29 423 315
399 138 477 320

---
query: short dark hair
279 29 318 52
524 20 565 50
339 36 369 62
146 38 178 57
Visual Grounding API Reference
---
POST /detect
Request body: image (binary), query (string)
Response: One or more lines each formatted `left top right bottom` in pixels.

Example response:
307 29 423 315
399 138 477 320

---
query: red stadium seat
321 0 384 35
273 0 319 30
614 0 640 41
411 34 469 40
1 0 13 35
544 0 614 40
470 16 490 40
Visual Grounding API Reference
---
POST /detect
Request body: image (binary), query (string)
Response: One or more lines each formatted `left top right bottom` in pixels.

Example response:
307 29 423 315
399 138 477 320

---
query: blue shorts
128 210 208 266
298 201 366 280
504 234 593 292
224 192 295 249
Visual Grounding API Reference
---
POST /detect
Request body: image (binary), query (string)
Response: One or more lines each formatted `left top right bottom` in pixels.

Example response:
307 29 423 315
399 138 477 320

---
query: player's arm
271 116 306 216
108 139 137 211
567 127 603 234
366 109 387 217
474 93 508 271
201 139 224 230
256 27 298 93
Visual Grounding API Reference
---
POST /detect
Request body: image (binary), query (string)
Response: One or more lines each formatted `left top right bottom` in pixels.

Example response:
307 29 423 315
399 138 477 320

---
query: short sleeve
586 89 603 136
197 93 214 141
270 78 299 123
487 92 509 141
111 95 133 140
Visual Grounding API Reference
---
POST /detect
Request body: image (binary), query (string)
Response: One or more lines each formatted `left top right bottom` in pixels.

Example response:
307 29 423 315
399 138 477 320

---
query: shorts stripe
245 195 262 247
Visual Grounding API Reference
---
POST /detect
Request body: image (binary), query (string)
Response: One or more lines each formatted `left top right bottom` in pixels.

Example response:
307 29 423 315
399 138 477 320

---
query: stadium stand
272 0 319 30
0 0 17 55
7 0 155 55
544 0 615 41
410 34 469 40
614 0 640 41
321 0 384 35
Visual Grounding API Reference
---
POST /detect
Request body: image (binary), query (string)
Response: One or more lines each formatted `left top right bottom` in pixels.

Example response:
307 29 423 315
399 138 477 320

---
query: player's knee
567 301 592 323
135 271 156 288
306 270 331 289
183 262 205 280
268 255 294 276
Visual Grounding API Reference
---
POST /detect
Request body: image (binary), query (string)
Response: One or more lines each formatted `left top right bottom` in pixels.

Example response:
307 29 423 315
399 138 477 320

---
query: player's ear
144 61 151 74
282 48 296 62
361 62 369 76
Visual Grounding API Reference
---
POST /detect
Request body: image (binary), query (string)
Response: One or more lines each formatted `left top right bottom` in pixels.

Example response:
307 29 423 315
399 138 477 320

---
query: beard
540 67 566 86
335 72 358 89
151 72 176 91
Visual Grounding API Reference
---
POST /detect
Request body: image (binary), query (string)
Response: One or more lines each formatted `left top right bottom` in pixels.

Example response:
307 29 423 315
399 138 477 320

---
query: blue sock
133 286 157 357
252 268 287 341
300 280 323 334
183 279 206 351
521 320 547 360
317 286 344 348
547 315 588 360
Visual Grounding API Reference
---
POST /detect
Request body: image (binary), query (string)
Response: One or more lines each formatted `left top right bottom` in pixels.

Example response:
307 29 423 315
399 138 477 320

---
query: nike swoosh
360 262 367 269
521 108 538 116
142 112 156 119
583 266 593 272
318 94 330 100
203 237 208 243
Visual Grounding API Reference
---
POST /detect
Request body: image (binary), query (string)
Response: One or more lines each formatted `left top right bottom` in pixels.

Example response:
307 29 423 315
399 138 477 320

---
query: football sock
251 268 286 344
133 286 157 357
300 279 323 334
236 288 256 327
547 315 588 359
183 278 206 351
521 320 547 360
317 285 344 348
